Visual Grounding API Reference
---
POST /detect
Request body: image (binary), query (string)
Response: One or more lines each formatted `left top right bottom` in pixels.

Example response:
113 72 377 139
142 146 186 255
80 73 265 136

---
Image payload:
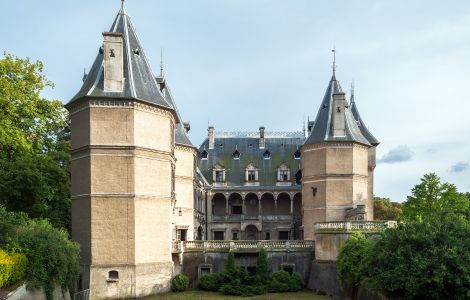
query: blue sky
2 0 469 201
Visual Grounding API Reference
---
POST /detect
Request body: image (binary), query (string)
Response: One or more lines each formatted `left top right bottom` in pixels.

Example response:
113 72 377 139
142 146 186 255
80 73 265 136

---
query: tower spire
350 80 355 102
331 48 337 77
120 0 126 14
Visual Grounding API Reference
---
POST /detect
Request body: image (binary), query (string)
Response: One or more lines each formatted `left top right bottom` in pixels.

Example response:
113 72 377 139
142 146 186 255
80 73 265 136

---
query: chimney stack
332 92 346 137
208 126 215 149
259 126 265 149
102 32 124 92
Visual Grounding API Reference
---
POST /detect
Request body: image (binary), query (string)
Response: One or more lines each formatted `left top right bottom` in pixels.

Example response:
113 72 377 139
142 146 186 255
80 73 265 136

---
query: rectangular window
200 267 211 277
177 229 187 241
265 232 271 240
282 266 294 275
232 205 242 215
213 231 224 240
279 170 288 181
215 170 224 182
232 232 238 240
278 231 289 240
247 170 256 181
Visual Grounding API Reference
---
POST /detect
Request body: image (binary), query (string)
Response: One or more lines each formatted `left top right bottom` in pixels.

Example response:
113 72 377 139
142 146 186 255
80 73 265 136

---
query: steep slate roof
198 132 305 188
68 6 174 114
350 93 380 146
156 75 195 148
304 75 370 146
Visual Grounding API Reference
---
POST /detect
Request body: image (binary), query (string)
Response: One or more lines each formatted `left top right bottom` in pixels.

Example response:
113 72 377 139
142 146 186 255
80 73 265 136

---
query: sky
1 0 469 202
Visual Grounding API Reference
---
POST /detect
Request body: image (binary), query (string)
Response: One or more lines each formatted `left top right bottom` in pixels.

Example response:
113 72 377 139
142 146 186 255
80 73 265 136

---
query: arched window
293 149 301 159
233 149 240 159
263 150 271 159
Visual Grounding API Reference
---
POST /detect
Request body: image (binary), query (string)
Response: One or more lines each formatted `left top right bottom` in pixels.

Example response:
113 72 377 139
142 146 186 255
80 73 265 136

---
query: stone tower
66 5 177 298
301 74 379 240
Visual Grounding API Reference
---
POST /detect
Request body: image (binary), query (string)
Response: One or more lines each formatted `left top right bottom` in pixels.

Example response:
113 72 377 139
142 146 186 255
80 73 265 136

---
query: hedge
0 249 27 288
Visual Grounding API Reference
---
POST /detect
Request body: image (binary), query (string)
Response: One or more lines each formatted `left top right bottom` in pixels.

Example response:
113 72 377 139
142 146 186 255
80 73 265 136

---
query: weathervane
160 48 164 77
332 48 337 76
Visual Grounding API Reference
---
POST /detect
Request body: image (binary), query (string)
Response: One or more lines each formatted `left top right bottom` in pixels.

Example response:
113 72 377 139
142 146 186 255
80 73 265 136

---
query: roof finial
120 0 126 14
351 80 355 97
331 48 337 77
160 48 164 77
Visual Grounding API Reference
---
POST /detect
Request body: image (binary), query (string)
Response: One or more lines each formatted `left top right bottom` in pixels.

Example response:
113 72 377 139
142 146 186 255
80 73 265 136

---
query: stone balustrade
172 240 314 253
314 220 397 233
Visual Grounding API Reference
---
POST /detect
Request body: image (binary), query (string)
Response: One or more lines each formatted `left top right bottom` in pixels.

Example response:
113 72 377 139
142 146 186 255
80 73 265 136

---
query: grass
142 289 330 300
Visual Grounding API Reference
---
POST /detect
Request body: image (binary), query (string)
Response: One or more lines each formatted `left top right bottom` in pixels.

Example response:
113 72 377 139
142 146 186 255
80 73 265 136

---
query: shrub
255 248 269 285
171 274 189 292
199 273 220 291
0 250 27 288
268 270 292 293
290 272 304 291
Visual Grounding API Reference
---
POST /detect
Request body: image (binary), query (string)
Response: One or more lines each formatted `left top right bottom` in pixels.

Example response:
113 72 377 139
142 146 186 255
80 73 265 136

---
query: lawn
142 290 330 300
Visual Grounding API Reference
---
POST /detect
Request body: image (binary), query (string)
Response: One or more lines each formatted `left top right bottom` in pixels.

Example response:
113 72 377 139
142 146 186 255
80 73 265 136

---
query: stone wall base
308 260 344 298
89 261 173 299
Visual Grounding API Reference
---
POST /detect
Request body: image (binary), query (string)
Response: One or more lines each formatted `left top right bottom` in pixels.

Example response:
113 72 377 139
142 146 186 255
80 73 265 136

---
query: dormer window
263 150 271 159
293 149 301 159
245 163 258 182
201 150 208 159
213 164 225 182
233 149 240 159
278 164 290 182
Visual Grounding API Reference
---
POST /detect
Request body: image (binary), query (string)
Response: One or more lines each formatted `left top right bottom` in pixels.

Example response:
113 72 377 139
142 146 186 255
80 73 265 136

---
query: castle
66 3 378 299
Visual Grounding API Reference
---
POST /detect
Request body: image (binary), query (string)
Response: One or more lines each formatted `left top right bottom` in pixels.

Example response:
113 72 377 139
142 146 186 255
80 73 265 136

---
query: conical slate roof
304 75 371 146
350 93 379 146
156 75 195 148
68 6 174 113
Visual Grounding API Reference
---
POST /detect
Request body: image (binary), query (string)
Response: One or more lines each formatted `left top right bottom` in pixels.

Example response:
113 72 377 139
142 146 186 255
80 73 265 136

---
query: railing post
345 222 351 231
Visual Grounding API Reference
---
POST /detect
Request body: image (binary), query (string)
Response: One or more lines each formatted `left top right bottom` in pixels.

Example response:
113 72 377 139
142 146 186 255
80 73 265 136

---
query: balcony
211 214 293 222
172 240 314 253
314 221 398 233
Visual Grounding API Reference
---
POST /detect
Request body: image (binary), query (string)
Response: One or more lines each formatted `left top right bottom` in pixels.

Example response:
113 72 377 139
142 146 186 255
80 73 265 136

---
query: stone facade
67 4 378 299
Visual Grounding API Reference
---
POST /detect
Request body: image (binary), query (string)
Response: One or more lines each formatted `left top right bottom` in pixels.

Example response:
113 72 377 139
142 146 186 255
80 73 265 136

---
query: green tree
0 52 70 229
337 232 374 297
255 248 269 285
363 219 470 300
403 173 469 222
373 197 403 220
0 206 79 300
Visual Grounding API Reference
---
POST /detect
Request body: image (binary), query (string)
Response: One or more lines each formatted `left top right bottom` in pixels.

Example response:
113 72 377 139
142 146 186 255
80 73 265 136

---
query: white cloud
378 145 414 163
450 162 470 173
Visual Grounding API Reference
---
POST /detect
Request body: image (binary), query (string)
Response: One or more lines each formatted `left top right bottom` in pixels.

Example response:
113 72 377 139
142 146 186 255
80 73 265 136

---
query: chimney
332 92 346 137
102 32 124 92
259 126 265 149
208 126 215 149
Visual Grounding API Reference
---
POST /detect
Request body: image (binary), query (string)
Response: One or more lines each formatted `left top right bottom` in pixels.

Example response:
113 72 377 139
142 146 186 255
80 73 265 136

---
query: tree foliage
337 232 374 293
364 219 470 299
403 173 469 223
0 52 70 230
373 197 402 221
0 206 80 300
338 174 470 299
